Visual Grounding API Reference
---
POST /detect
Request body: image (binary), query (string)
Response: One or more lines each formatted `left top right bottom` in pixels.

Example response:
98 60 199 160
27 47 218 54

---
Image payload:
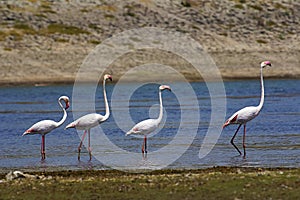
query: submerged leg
142 137 145 154
142 135 148 154
144 135 147 154
141 135 147 159
78 130 87 160
88 129 92 161
41 135 46 160
230 124 242 155
242 124 247 158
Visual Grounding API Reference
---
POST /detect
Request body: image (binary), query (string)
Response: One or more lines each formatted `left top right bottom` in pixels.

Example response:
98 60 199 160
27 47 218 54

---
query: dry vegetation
0 0 299 84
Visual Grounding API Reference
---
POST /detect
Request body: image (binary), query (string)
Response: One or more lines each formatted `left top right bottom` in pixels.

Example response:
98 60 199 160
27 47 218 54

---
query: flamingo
65 74 112 161
23 96 70 160
126 85 172 157
223 61 272 158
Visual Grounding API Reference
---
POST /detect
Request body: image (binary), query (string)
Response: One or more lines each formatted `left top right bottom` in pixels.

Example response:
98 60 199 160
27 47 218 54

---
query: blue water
0 80 299 172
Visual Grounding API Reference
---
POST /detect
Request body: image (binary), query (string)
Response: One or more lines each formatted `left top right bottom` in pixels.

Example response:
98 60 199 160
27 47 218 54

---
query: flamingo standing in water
223 61 272 158
126 85 171 157
65 74 112 161
23 96 70 160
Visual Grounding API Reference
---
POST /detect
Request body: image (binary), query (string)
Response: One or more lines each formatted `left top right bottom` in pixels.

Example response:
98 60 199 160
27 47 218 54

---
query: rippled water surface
0 79 299 172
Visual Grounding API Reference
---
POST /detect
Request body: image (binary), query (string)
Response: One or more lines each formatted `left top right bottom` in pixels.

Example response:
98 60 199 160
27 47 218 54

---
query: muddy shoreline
1 166 299 199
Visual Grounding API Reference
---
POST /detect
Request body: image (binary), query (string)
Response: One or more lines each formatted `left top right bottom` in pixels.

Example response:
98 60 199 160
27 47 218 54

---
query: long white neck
155 90 163 125
257 67 264 111
56 99 67 127
102 79 110 121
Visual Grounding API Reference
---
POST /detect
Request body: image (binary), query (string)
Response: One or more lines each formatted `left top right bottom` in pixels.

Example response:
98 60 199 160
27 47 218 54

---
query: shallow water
0 80 299 172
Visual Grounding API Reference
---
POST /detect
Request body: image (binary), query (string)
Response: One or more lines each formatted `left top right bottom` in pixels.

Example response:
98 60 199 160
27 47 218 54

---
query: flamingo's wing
126 119 158 135
235 106 259 123
23 120 57 135
66 113 104 130
224 106 260 127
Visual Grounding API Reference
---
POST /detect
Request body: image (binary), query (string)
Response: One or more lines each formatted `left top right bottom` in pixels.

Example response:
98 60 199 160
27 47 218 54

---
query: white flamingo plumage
23 96 70 160
126 85 171 156
223 61 272 157
65 74 112 161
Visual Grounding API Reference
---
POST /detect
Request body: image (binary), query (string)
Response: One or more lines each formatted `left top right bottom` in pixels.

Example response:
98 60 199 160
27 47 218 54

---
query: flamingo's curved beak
222 121 229 129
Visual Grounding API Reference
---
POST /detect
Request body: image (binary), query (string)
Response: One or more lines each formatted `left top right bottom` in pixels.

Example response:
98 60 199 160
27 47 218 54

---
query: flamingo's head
222 120 230 129
222 114 238 129
159 85 171 92
261 61 272 68
104 74 113 82
59 96 70 109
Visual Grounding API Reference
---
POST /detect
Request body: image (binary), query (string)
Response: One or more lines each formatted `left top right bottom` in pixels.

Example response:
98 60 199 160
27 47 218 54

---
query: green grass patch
266 20 276 27
38 1 55 13
274 3 286 10
89 40 101 45
125 12 136 17
256 39 268 44
35 13 47 18
42 24 90 35
249 4 263 11
0 31 6 41
181 0 191 7
234 4 244 9
3 47 12 51
230 0 246 3
88 23 101 30
0 167 299 200
80 8 89 13
9 30 23 41
104 14 115 19
54 38 69 42
278 34 285 40
13 23 37 34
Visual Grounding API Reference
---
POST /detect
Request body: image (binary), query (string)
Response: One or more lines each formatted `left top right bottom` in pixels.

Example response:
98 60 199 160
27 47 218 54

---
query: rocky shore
0 0 299 85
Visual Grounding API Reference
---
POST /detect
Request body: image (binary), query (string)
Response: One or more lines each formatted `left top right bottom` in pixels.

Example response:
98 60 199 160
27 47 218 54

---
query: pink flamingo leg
142 136 147 153
141 138 144 154
144 136 147 154
78 130 87 160
141 135 147 159
230 124 242 155
88 129 92 161
41 135 46 160
243 124 247 158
